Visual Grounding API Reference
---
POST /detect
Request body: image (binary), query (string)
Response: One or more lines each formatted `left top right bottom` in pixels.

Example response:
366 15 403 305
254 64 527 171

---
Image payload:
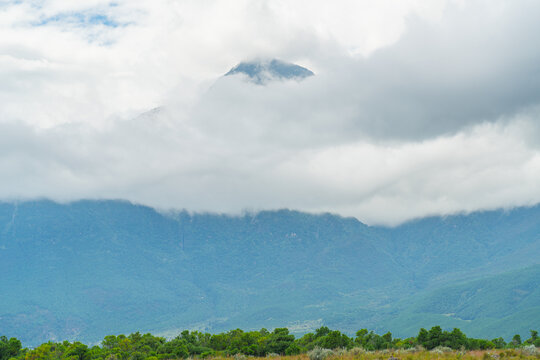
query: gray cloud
194 0 540 142
1 105 539 225
347 0 540 139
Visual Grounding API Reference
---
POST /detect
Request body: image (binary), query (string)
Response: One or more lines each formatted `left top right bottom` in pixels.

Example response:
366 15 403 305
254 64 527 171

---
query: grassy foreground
212 348 540 360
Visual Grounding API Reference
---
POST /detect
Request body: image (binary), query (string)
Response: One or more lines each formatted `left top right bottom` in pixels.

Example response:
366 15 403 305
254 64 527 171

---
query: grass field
207 348 540 360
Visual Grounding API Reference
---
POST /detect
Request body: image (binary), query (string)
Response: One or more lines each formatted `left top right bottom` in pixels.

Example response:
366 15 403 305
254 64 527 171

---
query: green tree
426 326 443 350
447 328 467 349
128 352 145 360
102 336 119 350
525 330 538 345
416 328 429 348
285 343 302 355
317 330 351 349
267 328 294 355
64 342 90 360
491 337 506 349
0 336 22 360
382 332 392 348
355 329 368 347
315 327 331 339
511 334 521 347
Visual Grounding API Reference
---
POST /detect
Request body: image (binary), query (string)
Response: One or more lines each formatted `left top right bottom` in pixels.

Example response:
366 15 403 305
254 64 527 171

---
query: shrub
520 345 538 356
430 346 452 354
402 346 424 353
333 348 348 357
234 354 247 360
308 347 334 360
347 347 366 356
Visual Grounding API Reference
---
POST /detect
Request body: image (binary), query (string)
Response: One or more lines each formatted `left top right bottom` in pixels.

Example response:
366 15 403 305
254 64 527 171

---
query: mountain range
1 200 538 346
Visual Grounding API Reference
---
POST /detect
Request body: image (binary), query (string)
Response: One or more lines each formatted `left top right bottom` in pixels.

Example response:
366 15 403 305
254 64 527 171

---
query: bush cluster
1 327 539 360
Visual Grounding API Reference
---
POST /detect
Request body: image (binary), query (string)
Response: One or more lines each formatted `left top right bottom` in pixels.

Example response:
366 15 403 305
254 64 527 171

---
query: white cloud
1 108 539 225
1 0 540 225
0 0 449 127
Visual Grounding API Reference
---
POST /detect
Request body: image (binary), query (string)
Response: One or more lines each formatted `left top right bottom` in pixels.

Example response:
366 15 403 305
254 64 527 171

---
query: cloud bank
1 0 540 225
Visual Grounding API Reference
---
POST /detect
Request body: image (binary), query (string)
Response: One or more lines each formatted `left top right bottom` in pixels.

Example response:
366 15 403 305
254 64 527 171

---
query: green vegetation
2 327 539 360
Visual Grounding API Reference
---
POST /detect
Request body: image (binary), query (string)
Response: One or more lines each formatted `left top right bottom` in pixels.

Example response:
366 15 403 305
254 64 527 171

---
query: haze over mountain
132 59 313 120
1 200 538 346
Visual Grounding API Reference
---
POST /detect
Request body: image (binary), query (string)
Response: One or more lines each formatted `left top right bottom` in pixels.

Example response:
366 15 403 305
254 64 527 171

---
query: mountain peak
225 59 314 84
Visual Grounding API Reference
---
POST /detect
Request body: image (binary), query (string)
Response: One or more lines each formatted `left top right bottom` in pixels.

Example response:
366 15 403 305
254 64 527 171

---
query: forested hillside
1 200 539 345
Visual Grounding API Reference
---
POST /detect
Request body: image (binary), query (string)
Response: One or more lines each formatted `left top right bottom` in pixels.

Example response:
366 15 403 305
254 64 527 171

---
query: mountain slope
373 207 540 287
225 59 314 83
0 200 539 345
382 265 540 339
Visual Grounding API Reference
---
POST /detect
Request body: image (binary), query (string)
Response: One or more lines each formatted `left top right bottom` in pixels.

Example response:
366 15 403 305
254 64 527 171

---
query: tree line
1 327 539 360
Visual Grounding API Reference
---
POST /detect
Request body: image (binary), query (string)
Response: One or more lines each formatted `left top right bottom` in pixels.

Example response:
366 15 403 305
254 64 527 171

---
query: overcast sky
1 0 540 225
